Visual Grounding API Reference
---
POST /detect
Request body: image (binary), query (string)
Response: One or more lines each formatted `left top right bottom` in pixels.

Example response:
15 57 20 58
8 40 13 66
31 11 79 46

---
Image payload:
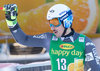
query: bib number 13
56 58 67 70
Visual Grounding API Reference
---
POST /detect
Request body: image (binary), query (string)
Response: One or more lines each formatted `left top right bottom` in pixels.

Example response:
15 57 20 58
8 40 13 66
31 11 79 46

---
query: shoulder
77 33 95 49
78 34 94 45
85 36 95 47
74 32 93 44
75 33 90 41
73 32 85 41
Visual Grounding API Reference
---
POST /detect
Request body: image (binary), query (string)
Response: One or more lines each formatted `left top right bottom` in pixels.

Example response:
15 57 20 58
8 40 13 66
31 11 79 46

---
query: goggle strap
58 18 62 26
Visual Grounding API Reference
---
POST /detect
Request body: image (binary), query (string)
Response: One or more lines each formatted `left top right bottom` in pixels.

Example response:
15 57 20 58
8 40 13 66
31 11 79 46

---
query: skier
4 4 100 71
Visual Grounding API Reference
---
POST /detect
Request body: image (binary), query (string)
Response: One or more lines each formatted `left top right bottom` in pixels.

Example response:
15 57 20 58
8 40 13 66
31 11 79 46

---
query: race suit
9 23 100 71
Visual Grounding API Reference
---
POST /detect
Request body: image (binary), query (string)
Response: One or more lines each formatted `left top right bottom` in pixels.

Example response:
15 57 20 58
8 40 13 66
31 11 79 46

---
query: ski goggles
48 18 62 27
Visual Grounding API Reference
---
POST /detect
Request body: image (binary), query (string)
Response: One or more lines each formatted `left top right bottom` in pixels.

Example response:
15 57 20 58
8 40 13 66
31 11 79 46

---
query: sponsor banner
51 48 83 57
60 44 74 50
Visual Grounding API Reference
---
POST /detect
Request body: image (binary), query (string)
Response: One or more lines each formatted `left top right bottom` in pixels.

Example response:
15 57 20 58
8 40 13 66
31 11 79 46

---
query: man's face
49 18 64 38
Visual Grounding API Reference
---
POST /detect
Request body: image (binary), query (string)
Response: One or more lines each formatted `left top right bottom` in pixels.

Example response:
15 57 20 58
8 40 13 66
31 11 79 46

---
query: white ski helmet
47 4 73 28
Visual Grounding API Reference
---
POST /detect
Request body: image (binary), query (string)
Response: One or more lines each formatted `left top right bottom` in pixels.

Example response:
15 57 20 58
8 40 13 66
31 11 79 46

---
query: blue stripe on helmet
59 10 72 21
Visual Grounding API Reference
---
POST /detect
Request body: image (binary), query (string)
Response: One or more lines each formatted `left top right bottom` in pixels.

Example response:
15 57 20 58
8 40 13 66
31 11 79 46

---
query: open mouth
53 30 58 34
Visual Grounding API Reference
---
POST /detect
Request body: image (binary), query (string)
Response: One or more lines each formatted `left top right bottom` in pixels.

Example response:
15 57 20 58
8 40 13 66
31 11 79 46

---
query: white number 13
56 58 66 70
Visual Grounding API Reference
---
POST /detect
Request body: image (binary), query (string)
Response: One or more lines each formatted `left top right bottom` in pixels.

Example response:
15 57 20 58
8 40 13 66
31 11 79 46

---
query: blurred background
0 0 100 71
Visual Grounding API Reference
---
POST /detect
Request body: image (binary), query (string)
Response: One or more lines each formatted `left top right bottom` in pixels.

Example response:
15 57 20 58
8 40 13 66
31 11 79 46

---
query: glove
4 4 18 27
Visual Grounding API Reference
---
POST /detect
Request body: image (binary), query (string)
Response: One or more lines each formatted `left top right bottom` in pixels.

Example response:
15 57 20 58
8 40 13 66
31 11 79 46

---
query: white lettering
85 52 94 61
33 34 47 39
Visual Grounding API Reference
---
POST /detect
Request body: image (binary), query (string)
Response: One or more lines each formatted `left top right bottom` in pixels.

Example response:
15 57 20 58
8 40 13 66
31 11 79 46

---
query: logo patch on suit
85 52 94 61
60 44 74 50
52 36 58 41
79 37 84 42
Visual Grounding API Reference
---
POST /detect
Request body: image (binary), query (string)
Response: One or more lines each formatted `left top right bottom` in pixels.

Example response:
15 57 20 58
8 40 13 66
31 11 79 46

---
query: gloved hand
4 4 18 27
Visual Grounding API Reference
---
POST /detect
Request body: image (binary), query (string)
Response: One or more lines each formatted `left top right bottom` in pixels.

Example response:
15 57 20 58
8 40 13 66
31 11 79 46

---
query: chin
55 34 61 38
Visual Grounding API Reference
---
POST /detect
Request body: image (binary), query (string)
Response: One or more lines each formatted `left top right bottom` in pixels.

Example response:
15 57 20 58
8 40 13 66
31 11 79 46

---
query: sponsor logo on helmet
59 11 66 15
59 10 72 21
60 44 74 50
49 10 55 13
60 14 68 21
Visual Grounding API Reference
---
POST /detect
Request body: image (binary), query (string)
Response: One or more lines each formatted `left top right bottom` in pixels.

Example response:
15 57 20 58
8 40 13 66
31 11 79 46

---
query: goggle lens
49 18 61 27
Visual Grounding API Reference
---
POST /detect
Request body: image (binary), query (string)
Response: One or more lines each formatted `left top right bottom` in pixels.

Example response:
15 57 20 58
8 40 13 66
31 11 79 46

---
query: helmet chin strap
61 28 67 37
58 18 68 37
58 18 72 37
61 21 73 37
61 27 74 37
